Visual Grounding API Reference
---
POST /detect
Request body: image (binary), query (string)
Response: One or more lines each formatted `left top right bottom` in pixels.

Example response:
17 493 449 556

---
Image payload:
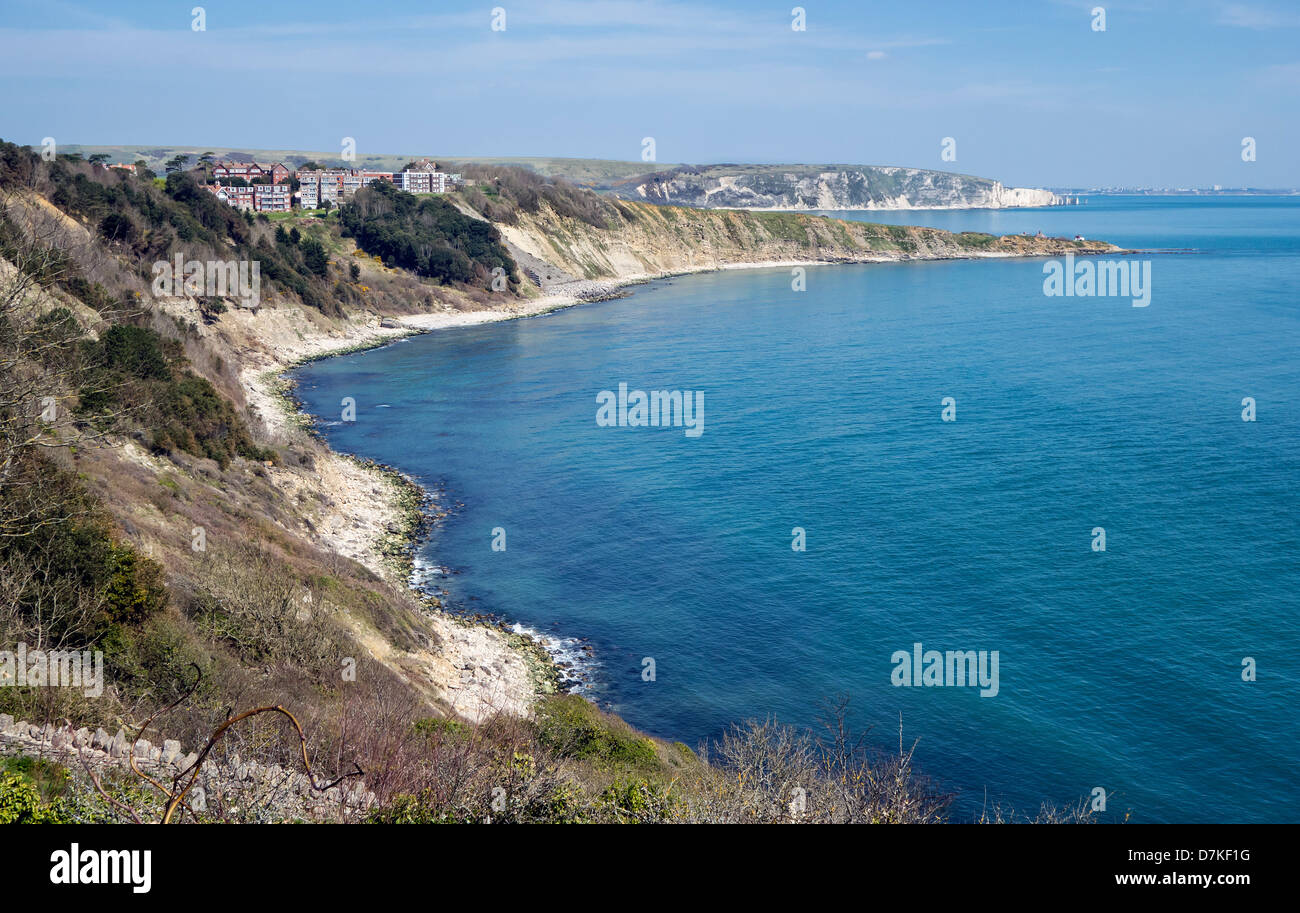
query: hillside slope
490 198 1113 284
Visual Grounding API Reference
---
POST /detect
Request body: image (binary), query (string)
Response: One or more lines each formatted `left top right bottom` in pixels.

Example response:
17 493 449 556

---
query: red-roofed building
211 161 291 184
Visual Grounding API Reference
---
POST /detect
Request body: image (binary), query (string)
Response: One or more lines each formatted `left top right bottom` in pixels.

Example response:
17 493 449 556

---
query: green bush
102 614 215 706
596 778 679 823
102 545 168 626
101 324 169 379
0 770 73 824
536 695 659 770
0 455 166 643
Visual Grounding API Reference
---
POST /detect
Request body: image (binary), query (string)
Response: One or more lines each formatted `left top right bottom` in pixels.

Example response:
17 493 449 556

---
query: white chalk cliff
611 165 1061 211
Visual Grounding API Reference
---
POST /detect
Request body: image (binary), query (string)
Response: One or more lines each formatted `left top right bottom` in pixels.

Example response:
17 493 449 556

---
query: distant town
103 152 463 213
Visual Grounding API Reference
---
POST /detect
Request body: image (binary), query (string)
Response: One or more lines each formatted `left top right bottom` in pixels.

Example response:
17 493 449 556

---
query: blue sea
293 196 1300 823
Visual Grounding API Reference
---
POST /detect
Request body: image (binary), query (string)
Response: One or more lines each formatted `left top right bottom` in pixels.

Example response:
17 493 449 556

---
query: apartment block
207 181 292 212
211 161 291 184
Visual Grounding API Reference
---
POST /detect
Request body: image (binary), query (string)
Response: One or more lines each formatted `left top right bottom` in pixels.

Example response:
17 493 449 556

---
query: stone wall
0 713 376 822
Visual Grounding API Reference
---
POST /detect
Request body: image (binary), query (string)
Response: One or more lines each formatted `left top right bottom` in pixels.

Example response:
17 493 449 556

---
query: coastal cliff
606 164 1061 211
493 197 1114 286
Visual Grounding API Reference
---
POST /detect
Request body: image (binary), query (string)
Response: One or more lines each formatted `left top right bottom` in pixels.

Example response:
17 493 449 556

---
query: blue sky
1 0 1297 187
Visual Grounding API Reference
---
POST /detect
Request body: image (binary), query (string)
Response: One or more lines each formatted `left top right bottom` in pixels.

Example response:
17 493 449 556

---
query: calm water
294 196 1300 822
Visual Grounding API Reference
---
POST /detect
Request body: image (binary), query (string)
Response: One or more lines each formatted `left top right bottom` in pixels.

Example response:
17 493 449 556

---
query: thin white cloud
1217 3 1300 28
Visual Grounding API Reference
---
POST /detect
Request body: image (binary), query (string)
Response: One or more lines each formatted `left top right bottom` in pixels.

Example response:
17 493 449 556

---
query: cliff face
497 200 1115 283
608 165 1060 211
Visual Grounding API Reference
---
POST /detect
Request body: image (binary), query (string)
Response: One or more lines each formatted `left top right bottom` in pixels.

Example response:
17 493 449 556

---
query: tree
300 237 329 278
163 154 189 174
98 212 136 245
87 153 110 166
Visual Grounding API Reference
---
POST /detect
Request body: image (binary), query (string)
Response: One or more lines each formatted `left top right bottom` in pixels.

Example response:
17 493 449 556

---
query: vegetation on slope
456 163 631 227
339 180 518 287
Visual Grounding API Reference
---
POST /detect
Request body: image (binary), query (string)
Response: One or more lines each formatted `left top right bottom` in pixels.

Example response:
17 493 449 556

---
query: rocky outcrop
608 165 1061 211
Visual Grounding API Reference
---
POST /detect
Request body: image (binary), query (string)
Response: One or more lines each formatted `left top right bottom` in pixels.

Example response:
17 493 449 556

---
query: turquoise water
294 196 1299 822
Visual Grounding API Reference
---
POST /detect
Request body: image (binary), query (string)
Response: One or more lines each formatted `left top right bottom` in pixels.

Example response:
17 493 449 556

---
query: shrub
102 545 168 626
0 770 72 823
535 695 659 770
99 212 137 245
596 778 679 823
101 324 169 380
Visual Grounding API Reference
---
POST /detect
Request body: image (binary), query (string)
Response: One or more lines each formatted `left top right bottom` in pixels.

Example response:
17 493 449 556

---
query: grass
535 694 694 777
265 208 329 222
2 755 71 803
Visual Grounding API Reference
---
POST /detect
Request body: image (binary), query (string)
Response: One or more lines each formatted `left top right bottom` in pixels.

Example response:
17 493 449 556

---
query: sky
0 0 1297 188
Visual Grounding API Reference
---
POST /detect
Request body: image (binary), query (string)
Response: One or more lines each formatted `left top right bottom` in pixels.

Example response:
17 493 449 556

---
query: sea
292 195 1299 822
